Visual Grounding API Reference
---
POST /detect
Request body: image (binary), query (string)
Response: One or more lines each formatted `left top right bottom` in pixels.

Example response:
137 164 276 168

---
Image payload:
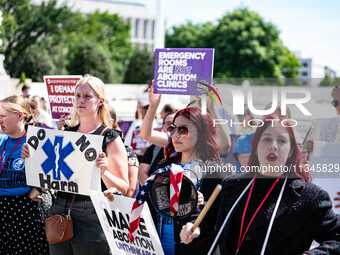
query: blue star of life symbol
41 136 75 181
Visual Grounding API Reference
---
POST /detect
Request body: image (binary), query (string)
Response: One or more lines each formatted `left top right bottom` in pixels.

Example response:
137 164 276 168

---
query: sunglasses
167 124 196 136
331 100 339 108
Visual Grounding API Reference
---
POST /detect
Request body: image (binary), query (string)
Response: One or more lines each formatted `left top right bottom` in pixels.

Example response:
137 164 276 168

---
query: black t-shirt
58 124 120 201
140 144 164 176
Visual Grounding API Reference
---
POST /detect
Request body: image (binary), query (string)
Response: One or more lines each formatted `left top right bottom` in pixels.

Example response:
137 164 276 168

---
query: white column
0 10 9 80
0 9 13 100
154 0 165 49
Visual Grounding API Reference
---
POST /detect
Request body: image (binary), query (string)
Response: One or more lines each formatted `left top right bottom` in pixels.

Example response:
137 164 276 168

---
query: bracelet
36 187 43 193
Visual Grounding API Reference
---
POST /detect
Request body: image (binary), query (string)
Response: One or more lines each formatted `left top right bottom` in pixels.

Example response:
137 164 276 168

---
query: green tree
320 75 334 87
165 8 300 80
281 47 301 78
76 11 132 82
67 39 115 83
123 47 154 84
0 0 71 76
212 8 298 78
166 21 214 48
13 44 56 81
1 1 132 82
49 10 132 82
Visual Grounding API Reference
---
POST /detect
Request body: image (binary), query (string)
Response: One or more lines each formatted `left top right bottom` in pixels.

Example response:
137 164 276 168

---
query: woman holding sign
141 106 223 255
180 115 340 255
0 95 49 254
23 75 129 255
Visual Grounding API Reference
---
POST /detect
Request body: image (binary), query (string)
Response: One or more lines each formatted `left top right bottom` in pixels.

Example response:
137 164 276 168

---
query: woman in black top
23 74 128 255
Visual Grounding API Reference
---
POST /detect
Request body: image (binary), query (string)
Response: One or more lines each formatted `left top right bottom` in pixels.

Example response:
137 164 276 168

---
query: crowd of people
0 75 339 255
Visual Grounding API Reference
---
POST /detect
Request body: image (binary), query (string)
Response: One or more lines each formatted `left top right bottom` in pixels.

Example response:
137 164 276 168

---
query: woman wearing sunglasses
152 106 222 255
181 115 340 255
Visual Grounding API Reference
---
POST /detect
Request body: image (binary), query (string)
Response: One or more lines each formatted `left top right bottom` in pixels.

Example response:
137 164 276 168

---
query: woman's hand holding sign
21 143 30 160
22 143 48 201
57 114 70 130
148 83 161 108
103 187 120 202
96 152 109 175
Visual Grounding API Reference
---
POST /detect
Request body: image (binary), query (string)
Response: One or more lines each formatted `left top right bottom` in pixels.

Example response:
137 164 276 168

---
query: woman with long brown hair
148 106 222 255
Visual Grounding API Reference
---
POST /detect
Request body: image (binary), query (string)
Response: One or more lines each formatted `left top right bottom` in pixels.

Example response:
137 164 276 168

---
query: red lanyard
0 132 26 175
236 173 280 254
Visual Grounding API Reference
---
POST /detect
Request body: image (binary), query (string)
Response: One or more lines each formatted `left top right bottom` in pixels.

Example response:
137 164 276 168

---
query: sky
140 0 340 75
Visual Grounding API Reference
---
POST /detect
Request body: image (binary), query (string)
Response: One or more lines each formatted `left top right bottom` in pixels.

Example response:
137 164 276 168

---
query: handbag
45 194 75 244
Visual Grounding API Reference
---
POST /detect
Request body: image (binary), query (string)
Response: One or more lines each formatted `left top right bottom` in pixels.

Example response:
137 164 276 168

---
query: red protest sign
44 75 82 121
130 127 162 155
130 129 151 155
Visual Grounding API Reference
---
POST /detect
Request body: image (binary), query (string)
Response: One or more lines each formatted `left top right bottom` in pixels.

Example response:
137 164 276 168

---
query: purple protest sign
153 48 214 95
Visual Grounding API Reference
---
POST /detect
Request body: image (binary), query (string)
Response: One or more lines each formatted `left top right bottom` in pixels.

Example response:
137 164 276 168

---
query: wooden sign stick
192 184 222 232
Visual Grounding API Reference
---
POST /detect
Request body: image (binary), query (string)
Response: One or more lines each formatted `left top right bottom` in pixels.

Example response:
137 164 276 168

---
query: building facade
294 51 337 87
33 0 159 50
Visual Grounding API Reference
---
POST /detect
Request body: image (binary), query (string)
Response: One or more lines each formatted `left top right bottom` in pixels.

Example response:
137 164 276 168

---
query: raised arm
206 95 231 155
140 85 168 147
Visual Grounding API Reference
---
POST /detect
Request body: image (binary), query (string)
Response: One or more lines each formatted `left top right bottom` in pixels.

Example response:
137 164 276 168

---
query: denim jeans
49 196 111 255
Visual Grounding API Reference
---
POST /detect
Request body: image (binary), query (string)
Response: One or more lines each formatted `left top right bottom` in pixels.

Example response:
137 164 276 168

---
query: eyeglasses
167 124 196 136
331 100 339 108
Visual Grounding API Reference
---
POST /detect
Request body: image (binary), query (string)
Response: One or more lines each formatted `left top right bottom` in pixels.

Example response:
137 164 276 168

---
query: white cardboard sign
25 126 103 195
310 141 340 214
89 190 164 255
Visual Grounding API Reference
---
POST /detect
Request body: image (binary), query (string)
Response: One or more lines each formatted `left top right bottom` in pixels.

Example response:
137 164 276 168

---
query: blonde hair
107 105 119 129
70 74 111 127
0 95 33 124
